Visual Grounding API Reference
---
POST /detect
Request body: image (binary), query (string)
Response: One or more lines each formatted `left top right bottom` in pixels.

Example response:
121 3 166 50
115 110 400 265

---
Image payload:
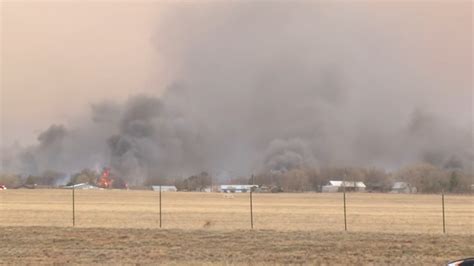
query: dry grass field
0 190 473 264
1 190 472 233
1 226 472 265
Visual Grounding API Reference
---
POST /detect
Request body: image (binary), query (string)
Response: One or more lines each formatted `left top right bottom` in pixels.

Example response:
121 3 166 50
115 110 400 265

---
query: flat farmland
0 190 473 264
1 190 472 233
1 226 472 265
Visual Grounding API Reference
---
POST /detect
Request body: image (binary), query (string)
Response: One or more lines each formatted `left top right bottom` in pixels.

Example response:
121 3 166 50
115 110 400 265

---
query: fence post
250 188 254 229
343 189 347 231
343 171 347 231
72 184 75 227
442 190 446 234
249 174 255 229
159 185 162 228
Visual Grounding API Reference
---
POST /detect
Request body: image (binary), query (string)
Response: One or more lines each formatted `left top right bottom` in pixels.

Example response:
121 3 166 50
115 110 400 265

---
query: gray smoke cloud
263 139 318 174
1 2 472 183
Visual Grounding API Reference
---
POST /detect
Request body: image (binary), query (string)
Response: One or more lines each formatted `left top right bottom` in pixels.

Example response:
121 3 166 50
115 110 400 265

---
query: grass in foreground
0 226 472 264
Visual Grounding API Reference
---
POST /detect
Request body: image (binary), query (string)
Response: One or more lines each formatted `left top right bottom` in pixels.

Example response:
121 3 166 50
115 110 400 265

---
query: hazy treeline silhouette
254 164 471 193
0 162 471 193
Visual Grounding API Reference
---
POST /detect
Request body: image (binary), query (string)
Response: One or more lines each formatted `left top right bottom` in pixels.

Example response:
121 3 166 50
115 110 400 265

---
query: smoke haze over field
1 2 472 183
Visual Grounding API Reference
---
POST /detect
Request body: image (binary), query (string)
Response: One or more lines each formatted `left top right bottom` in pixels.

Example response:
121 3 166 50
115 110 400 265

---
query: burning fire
97 168 128 189
97 168 113 188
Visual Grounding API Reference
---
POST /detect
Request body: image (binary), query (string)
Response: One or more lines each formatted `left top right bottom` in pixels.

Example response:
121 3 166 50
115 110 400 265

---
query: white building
322 180 366 192
391 182 417 193
219 185 258 193
152 185 177 192
64 183 99 190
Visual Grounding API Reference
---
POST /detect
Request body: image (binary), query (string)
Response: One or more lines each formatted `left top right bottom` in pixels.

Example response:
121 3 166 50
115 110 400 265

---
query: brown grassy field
0 190 472 264
1 190 472 233
1 226 472 265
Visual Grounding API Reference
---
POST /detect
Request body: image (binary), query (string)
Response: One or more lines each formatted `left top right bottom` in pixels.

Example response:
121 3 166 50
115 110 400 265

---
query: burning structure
97 168 128 189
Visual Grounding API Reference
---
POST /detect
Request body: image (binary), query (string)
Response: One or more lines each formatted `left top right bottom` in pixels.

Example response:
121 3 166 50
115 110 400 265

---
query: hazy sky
1 1 472 148
1 2 163 146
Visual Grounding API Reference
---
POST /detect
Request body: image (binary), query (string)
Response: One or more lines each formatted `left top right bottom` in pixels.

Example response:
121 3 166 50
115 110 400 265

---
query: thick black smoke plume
1 3 471 184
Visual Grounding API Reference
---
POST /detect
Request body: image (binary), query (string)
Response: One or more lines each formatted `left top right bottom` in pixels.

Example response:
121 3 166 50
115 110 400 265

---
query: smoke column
2 2 472 184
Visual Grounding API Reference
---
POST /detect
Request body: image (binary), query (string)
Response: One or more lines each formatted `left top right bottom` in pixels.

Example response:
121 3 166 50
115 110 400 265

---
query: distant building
152 186 177 192
391 182 417 193
220 185 258 193
64 183 99 190
322 180 366 192
254 185 283 193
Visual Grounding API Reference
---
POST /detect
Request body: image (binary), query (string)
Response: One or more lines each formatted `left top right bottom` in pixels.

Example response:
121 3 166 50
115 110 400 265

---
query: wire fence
0 188 472 234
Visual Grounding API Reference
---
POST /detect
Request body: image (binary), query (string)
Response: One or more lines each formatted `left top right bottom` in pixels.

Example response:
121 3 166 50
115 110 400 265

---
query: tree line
0 163 472 193
254 163 471 193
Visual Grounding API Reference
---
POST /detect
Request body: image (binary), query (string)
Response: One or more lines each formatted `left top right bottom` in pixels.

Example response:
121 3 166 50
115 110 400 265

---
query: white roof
220 185 257 189
152 186 177 191
64 183 99 189
392 182 408 189
329 180 366 188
